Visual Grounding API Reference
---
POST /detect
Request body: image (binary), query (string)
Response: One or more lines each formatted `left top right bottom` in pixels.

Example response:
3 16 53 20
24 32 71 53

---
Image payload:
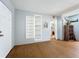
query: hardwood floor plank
6 40 79 58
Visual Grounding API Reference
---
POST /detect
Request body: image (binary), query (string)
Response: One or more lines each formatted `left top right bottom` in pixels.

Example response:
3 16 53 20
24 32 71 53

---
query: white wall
15 9 51 45
0 0 15 58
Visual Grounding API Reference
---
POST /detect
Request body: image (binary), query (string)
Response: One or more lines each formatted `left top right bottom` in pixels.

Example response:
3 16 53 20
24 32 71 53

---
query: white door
0 1 12 57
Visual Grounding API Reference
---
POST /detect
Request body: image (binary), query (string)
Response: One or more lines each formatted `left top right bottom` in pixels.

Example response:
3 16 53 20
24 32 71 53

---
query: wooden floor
6 40 79 58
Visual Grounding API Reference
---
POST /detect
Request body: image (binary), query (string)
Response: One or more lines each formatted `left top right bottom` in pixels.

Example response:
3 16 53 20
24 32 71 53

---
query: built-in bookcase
34 15 42 41
26 16 34 39
26 15 42 41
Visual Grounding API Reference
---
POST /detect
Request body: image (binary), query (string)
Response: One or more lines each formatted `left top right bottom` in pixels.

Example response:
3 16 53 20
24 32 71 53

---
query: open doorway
51 16 57 40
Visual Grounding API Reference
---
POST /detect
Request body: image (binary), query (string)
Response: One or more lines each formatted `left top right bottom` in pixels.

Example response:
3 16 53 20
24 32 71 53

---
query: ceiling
11 0 79 15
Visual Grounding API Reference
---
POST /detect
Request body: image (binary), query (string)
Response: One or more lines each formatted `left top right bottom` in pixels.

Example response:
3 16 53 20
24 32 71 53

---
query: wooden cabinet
64 25 76 41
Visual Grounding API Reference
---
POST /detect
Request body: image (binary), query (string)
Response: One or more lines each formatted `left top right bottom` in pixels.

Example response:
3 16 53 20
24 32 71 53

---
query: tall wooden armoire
64 25 76 41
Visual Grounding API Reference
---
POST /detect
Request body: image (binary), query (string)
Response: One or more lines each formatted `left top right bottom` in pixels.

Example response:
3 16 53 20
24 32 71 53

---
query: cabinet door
34 15 42 42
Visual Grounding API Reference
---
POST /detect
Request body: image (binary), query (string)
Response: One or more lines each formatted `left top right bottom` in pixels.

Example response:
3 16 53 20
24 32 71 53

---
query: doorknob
0 31 2 33
0 34 3 37
0 31 3 37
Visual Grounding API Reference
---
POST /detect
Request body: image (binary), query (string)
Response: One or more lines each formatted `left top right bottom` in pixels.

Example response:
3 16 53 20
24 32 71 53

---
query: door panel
0 1 12 57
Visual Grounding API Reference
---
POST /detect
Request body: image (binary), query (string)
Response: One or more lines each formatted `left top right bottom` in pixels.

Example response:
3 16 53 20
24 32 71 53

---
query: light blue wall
57 16 63 40
68 14 79 40
42 16 51 40
57 14 79 40
15 9 51 45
